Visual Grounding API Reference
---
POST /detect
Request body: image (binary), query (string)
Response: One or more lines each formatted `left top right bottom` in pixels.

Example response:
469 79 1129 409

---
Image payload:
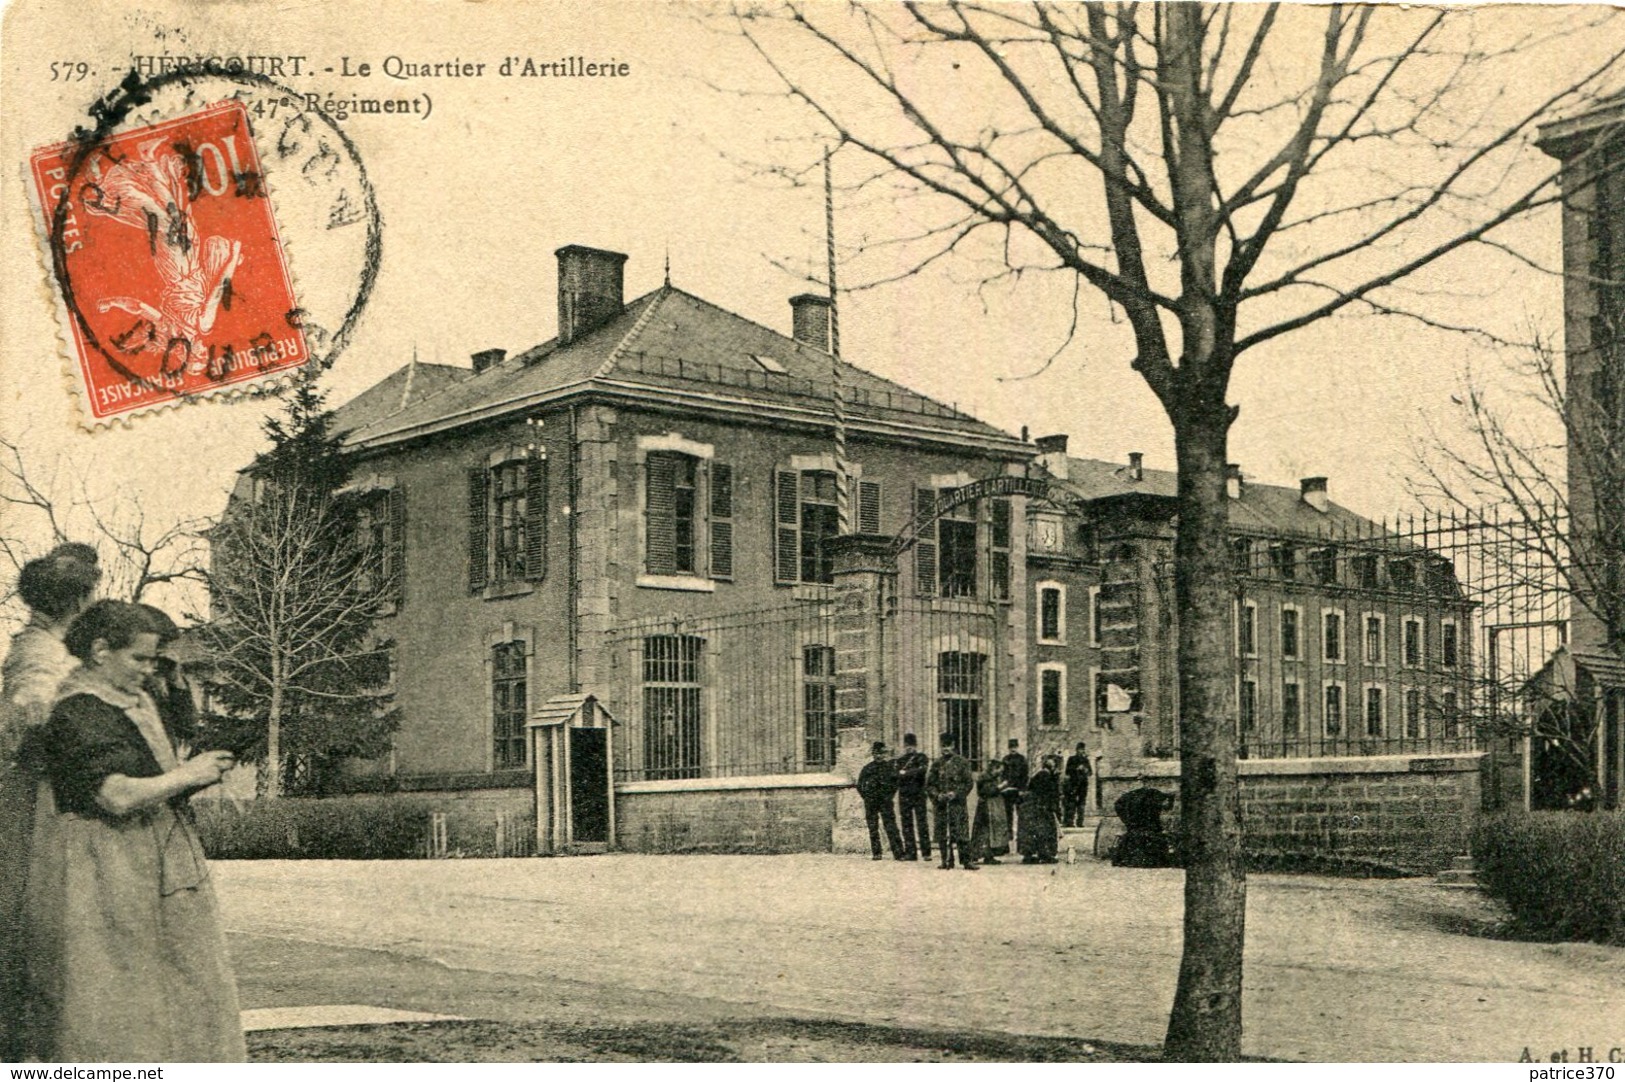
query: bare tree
0 434 208 608
202 477 397 798
722 3 1625 1059
1418 337 1619 808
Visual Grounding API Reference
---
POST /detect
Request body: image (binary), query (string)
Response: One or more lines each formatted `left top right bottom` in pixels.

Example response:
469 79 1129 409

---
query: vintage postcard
2 0 1624 1068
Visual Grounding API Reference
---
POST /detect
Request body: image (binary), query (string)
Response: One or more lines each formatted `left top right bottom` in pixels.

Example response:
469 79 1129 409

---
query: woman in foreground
23 600 244 1062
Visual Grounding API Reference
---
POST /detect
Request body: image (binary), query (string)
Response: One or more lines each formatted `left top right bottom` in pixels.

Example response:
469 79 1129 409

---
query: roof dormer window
751 353 787 374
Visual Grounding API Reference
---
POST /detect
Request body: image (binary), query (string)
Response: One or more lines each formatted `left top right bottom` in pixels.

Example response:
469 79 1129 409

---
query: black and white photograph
2 0 1624 1066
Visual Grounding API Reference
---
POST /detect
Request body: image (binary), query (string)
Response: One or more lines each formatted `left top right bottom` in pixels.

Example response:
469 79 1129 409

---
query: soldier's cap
1076 741 1088 749
902 733 918 746
872 741 889 755
1008 738 1020 748
938 732 954 747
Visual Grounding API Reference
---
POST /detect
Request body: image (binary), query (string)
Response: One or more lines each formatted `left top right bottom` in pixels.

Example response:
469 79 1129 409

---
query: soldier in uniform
1063 741 1094 827
856 741 906 861
1001 737 1029 849
924 733 977 870
894 732 931 861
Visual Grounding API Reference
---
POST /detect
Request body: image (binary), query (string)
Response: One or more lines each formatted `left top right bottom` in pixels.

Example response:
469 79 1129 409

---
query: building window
799 470 840 584
354 487 403 601
1038 663 1066 727
1037 582 1065 644
1364 685 1385 738
491 640 528 769
469 453 547 594
1324 682 1345 737
1312 546 1338 585
646 451 698 575
1403 618 1423 668
1404 688 1424 738
1089 585 1103 646
939 495 978 599
1352 552 1380 589
494 460 534 584
640 437 726 587
1390 558 1417 591
1282 680 1302 737
937 651 986 762
778 470 877 585
1323 611 1344 663
1231 537 1253 578
1440 689 1460 739
1239 678 1257 736
1441 620 1459 669
1237 601 1258 657
468 459 540 592
1363 613 1385 665
643 634 704 780
990 498 1011 601
803 645 837 767
1281 606 1300 660
1271 542 1297 580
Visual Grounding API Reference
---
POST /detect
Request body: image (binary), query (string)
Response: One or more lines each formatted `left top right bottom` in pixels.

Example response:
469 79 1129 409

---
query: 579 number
50 61 92 81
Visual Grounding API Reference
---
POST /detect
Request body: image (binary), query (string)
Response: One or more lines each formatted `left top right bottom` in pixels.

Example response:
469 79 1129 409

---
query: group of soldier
855 733 1096 870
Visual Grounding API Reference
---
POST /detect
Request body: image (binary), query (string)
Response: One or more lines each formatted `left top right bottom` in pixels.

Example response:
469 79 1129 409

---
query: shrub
193 794 439 860
1472 810 1625 944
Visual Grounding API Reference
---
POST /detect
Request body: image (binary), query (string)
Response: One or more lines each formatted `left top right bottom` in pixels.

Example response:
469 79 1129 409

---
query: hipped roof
335 285 1023 454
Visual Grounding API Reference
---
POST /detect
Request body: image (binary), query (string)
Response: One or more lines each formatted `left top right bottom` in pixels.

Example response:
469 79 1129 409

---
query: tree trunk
264 661 284 800
1163 402 1247 1061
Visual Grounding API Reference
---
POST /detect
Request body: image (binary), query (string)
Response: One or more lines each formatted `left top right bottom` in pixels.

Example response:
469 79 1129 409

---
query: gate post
827 533 896 854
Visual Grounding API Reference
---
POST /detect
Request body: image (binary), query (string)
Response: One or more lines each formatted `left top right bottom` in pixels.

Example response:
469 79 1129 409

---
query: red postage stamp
30 100 307 422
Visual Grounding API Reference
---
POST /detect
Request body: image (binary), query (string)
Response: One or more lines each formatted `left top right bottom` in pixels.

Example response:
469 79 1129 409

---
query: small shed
529 694 618 854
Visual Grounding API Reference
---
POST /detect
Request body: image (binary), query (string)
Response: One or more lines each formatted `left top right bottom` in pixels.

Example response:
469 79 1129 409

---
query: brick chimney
790 294 832 353
471 348 506 374
1035 434 1069 480
1301 476 1329 513
556 245 628 346
1226 463 1243 500
1128 452 1144 482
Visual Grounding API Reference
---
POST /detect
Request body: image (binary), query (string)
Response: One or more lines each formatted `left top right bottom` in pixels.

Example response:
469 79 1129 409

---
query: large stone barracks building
240 243 1487 870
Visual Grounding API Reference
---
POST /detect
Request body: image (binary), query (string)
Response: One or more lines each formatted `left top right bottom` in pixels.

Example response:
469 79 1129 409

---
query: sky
1 1 1620 618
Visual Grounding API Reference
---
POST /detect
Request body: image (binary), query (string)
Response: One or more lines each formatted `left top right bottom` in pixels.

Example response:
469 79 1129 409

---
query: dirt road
217 854 1625 1062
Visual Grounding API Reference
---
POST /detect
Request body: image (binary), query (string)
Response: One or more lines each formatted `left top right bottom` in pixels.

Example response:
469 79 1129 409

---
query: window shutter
990 497 1011 601
858 479 882 535
525 455 548 582
710 462 734 580
914 485 937 597
467 468 489 593
646 453 677 575
774 470 800 584
388 485 407 604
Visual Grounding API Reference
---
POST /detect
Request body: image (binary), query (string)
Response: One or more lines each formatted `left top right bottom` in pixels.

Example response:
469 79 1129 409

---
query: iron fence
603 590 1003 781
1205 506 1568 760
604 598 842 781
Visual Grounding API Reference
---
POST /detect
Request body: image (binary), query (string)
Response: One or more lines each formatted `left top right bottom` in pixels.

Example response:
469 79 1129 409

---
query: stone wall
1100 753 1483 873
614 776 844 854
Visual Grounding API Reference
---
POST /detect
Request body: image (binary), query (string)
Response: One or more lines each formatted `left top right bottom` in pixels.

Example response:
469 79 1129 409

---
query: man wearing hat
894 732 931 861
1001 737 1030 850
924 733 978 870
1063 741 1094 828
856 741 906 861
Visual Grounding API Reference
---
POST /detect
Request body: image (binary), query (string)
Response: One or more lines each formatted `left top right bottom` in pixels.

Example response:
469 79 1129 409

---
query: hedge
192 795 440 860
1472 810 1625 944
